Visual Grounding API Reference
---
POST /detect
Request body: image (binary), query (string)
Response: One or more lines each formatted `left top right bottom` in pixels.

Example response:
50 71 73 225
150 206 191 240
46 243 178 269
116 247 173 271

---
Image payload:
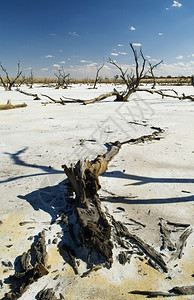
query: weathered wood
0 100 27 110
17 88 40 100
111 217 168 272
5 231 49 299
62 142 122 266
159 218 175 251
5 264 49 299
62 91 118 105
129 285 194 298
33 231 48 267
170 226 193 260
37 288 58 300
41 93 66 105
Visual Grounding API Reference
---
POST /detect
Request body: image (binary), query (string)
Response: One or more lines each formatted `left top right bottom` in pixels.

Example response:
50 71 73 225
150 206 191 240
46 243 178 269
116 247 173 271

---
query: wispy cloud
172 1 182 8
119 52 127 55
41 68 49 71
49 33 56 36
132 43 142 47
68 31 79 36
60 61 66 64
45 55 54 58
176 55 183 59
130 26 136 31
117 44 123 47
111 52 119 56
158 32 163 36
80 59 91 63
86 63 98 67
52 64 60 68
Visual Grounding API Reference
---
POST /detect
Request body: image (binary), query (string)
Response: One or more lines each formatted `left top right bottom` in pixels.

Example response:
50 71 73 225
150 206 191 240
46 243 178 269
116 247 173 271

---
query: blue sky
0 0 194 78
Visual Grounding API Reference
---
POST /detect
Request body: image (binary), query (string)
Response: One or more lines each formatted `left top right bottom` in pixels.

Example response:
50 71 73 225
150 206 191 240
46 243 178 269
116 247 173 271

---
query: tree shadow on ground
1 147 64 184
18 179 68 223
102 170 194 185
101 170 194 204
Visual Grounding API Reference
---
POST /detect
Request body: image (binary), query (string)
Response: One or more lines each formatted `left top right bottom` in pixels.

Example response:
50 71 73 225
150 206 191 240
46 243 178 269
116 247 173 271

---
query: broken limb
170 226 193 260
111 217 168 273
17 88 41 100
129 285 194 298
62 90 118 105
41 93 66 105
5 231 49 299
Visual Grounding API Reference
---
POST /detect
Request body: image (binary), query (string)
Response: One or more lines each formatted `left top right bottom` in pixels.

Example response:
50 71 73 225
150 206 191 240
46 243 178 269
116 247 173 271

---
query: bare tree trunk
92 62 104 89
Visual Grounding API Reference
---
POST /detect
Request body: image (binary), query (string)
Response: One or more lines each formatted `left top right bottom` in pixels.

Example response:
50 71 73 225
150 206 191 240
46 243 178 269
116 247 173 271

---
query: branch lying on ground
17 88 40 100
129 285 194 298
0 100 27 110
41 93 66 105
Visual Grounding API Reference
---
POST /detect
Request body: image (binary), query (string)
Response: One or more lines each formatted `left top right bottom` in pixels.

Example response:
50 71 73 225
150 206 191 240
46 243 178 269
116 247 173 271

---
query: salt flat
0 84 194 299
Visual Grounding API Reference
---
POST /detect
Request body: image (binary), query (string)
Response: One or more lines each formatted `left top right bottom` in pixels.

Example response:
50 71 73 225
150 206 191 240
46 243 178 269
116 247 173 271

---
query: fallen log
41 93 66 105
129 285 194 298
62 91 118 105
5 231 49 299
17 88 40 100
0 100 27 110
111 217 168 273
62 141 122 266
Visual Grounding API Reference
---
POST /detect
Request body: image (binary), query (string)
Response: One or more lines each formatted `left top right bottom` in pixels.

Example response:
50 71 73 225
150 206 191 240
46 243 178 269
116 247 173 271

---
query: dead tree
54 68 70 89
109 43 163 101
92 62 105 89
27 69 35 88
147 60 163 89
0 61 22 91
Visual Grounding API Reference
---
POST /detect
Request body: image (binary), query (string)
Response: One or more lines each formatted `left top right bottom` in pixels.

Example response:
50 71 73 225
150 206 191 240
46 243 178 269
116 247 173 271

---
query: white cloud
172 1 182 8
192 54 194 57
49 33 56 36
132 43 142 47
60 61 66 64
130 26 136 31
176 55 183 59
117 44 123 47
111 53 119 56
146 55 151 59
86 63 98 67
41 68 49 71
158 32 163 36
52 64 60 68
119 52 127 55
45 55 54 58
166 7 169 10
80 60 91 63
68 31 79 36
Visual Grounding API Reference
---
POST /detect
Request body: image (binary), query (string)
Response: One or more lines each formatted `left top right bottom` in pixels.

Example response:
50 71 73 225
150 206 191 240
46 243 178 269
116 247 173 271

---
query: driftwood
0 100 27 110
37 288 59 300
41 93 66 105
62 141 121 265
170 226 193 260
17 88 40 100
5 231 49 299
62 91 118 104
111 217 168 272
159 218 176 251
130 285 194 298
